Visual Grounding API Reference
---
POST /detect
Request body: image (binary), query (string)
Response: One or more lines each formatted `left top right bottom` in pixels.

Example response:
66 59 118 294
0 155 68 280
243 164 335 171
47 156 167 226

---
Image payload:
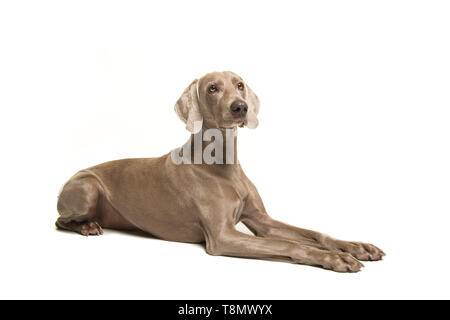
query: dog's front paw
334 240 385 261
321 251 364 273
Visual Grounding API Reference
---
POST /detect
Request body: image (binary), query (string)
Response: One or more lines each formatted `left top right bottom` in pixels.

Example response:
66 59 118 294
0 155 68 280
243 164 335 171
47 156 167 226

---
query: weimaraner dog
56 71 384 272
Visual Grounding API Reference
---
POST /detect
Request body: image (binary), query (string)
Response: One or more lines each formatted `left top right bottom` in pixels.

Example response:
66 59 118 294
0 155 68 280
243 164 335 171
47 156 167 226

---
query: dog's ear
175 79 203 134
246 85 260 129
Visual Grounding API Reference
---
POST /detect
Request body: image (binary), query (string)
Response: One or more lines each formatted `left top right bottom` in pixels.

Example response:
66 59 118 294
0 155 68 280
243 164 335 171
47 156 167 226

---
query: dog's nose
230 101 248 117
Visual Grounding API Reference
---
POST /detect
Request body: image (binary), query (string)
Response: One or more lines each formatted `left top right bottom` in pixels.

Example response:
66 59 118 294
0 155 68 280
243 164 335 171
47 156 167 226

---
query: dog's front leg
202 222 363 272
242 212 384 261
241 183 385 261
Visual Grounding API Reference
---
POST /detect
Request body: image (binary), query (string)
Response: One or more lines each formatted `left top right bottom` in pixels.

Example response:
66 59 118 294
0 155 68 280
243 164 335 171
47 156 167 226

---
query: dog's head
175 71 260 133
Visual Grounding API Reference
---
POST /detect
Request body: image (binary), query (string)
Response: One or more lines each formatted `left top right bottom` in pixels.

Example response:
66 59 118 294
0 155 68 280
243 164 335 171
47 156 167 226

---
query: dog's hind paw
80 221 103 236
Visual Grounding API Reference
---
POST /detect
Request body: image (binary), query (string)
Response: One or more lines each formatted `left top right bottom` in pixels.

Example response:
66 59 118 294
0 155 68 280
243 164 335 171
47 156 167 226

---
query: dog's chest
225 175 249 223
182 164 250 221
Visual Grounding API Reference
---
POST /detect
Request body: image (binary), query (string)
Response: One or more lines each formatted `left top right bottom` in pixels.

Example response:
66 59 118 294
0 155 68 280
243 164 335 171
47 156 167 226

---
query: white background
1 0 449 299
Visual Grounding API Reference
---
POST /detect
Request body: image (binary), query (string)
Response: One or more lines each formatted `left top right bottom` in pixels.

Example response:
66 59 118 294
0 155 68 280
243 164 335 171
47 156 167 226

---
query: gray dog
56 71 384 272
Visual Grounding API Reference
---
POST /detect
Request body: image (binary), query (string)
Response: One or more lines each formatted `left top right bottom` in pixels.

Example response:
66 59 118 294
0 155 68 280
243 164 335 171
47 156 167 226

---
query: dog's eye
237 82 244 91
208 85 218 93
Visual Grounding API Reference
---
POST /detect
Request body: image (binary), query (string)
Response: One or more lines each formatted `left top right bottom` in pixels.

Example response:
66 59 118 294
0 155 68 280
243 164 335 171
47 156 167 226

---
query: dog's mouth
218 116 247 130
219 120 246 130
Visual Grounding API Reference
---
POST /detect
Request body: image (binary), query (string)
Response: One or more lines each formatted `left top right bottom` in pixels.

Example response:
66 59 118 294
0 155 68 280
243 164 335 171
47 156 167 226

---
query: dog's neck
179 127 239 166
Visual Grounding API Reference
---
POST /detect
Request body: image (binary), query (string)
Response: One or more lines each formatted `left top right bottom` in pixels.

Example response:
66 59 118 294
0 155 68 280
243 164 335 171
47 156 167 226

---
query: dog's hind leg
56 174 103 236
